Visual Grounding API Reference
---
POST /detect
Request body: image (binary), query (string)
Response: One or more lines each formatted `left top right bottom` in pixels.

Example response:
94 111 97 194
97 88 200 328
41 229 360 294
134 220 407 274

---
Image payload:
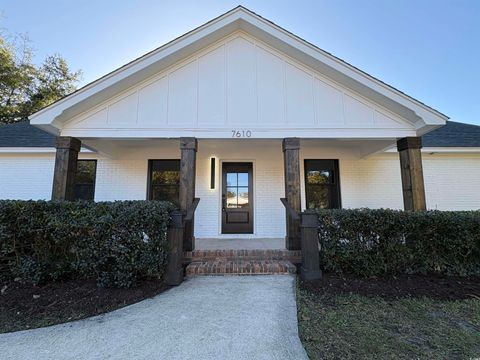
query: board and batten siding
62 32 411 139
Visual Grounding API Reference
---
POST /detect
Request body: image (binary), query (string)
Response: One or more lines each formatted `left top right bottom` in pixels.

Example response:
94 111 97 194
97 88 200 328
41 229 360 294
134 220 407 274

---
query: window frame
147 159 181 205
304 159 342 209
74 159 97 201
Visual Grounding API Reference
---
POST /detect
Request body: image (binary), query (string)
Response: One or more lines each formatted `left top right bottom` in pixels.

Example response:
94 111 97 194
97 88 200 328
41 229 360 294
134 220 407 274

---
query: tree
0 30 81 124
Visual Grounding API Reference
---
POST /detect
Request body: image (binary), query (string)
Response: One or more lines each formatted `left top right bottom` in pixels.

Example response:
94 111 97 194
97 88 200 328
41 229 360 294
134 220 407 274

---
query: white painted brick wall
423 155 480 210
95 160 148 201
1 146 479 239
0 154 55 200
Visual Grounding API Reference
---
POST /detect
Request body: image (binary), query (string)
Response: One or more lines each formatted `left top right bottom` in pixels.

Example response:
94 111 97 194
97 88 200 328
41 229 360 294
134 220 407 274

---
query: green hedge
316 209 480 277
0 200 175 287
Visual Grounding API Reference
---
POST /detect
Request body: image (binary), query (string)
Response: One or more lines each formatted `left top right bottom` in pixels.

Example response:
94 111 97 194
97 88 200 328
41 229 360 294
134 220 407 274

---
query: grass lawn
297 275 480 360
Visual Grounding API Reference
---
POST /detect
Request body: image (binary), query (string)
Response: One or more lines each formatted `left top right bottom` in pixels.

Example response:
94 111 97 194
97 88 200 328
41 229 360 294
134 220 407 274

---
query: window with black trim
148 160 180 205
74 160 97 201
304 159 341 209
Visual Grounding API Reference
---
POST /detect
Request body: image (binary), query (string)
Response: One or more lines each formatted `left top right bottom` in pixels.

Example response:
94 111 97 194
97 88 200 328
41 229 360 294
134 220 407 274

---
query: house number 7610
232 130 252 138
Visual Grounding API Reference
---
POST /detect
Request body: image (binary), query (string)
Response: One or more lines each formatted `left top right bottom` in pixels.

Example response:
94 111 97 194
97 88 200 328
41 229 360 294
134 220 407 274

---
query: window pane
149 160 180 204
226 187 238 208
237 173 248 186
307 170 332 184
237 187 249 208
76 160 96 184
306 186 330 209
151 160 179 171
74 160 96 201
151 186 179 206
152 170 179 185
74 184 94 201
226 173 237 186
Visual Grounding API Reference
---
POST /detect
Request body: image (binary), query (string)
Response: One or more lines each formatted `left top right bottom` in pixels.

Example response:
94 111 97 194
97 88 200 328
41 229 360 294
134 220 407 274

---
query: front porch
50 136 427 252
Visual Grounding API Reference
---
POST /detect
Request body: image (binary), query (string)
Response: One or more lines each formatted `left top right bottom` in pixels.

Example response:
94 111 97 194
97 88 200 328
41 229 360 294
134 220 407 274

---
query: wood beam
179 137 198 251
52 137 81 201
397 137 426 211
282 138 301 250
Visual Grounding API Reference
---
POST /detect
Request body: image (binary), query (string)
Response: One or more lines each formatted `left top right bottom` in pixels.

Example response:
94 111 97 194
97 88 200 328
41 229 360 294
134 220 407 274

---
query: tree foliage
0 30 81 124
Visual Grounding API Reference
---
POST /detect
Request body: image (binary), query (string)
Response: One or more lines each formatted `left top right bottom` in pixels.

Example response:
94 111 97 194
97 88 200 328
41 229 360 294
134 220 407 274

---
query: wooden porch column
52 137 81 201
397 137 426 211
179 137 198 251
282 138 301 250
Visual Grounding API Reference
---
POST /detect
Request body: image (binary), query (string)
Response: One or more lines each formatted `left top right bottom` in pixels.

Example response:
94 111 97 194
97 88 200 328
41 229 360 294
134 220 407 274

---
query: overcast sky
2 0 479 125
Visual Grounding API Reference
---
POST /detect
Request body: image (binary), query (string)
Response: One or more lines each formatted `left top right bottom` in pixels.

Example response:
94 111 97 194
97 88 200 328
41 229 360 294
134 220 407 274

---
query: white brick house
0 7 479 250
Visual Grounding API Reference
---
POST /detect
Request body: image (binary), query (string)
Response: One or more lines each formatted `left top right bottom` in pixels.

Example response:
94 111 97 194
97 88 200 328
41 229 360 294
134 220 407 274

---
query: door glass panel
237 173 248 186
227 173 237 186
226 187 238 208
237 187 249 208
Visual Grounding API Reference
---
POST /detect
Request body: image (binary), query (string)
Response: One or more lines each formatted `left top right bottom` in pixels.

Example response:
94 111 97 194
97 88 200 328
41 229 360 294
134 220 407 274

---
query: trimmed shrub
0 200 175 287
316 209 480 277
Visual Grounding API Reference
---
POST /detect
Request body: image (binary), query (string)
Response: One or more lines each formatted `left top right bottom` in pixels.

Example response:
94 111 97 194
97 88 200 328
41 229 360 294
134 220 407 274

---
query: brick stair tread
184 249 301 263
186 260 297 276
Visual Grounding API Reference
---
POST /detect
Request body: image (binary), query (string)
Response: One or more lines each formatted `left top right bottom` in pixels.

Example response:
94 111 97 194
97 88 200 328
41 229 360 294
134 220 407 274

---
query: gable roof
29 6 447 136
0 121 56 147
422 121 480 147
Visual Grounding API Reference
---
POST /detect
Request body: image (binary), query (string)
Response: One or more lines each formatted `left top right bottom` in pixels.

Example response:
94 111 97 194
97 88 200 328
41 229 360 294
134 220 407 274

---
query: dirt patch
301 273 480 301
0 279 170 333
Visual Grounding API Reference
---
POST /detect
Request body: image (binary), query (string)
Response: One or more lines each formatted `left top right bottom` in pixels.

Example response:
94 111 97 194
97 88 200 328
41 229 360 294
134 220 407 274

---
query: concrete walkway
0 276 308 360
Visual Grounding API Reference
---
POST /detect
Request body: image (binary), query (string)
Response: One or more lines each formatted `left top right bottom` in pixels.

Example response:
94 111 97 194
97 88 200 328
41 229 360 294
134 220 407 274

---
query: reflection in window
149 160 180 206
306 170 332 184
74 160 97 201
304 160 340 209
225 172 249 208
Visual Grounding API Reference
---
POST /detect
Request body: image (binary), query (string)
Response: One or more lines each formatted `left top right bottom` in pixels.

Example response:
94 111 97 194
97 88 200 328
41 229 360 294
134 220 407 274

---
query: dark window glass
224 171 249 209
148 160 180 206
304 160 341 209
74 160 97 201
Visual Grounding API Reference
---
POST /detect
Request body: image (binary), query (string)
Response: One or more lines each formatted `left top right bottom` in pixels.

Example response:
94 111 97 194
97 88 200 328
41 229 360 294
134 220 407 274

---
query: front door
222 162 253 234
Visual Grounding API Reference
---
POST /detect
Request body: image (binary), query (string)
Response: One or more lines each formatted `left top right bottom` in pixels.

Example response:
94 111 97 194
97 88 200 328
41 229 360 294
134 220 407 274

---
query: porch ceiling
81 138 396 159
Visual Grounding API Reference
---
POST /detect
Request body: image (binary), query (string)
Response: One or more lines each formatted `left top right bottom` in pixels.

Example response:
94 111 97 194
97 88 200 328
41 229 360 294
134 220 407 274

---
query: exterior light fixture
210 157 215 189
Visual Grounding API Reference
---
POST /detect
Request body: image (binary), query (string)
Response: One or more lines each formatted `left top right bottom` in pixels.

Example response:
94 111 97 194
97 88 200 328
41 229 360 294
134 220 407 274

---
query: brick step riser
185 260 297 277
186 256 300 262
184 250 301 264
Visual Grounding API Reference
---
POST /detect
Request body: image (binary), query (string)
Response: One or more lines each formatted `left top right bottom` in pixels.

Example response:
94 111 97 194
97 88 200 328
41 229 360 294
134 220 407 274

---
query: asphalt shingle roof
422 121 480 147
0 120 479 148
0 121 56 147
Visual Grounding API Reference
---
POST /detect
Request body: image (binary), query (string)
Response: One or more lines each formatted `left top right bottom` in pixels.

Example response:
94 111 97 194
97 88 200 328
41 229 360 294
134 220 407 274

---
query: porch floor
195 238 285 250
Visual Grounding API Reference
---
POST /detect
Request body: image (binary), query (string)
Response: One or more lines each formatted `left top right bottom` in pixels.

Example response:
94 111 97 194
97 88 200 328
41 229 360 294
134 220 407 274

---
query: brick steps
184 249 299 277
184 249 301 263
186 260 297 277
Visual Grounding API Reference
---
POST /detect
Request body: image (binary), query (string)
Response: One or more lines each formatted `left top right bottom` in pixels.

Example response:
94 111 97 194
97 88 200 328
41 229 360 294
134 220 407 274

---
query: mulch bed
301 273 480 301
0 279 170 333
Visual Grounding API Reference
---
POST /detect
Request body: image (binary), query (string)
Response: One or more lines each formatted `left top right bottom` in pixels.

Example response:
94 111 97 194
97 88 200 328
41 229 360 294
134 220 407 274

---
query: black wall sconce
210 157 215 189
